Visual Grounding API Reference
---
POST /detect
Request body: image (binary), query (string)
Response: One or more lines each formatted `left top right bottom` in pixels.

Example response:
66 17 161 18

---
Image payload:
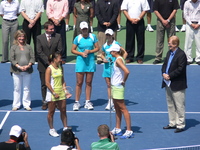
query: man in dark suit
37 21 62 110
161 36 187 133
95 0 119 62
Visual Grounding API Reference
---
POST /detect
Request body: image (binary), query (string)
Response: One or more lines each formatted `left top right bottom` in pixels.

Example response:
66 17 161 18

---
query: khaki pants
165 86 186 129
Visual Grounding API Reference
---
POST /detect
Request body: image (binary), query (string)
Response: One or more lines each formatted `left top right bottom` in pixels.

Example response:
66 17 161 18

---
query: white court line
146 144 200 150
0 111 10 129
0 110 200 114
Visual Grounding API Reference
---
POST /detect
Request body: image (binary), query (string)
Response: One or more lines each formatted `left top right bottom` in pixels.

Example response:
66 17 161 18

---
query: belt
191 21 198 24
3 19 17 22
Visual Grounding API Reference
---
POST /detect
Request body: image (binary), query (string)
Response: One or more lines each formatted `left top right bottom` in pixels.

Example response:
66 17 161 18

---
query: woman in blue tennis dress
101 29 127 110
71 21 99 111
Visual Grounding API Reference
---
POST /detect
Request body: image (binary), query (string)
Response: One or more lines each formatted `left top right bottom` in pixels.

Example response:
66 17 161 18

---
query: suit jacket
161 48 187 91
95 0 119 32
36 33 62 72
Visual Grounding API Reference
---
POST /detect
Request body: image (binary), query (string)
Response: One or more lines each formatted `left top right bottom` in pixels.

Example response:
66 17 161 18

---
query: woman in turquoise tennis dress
100 29 127 111
45 52 71 137
71 21 99 111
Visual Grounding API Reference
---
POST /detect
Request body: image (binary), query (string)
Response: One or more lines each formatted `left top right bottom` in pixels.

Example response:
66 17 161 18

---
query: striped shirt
91 138 120 150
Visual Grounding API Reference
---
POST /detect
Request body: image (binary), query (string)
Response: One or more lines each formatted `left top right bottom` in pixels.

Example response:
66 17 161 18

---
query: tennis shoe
105 99 114 110
66 25 70 31
73 102 81 111
111 128 122 136
117 24 121 32
180 25 186 32
84 101 94 110
49 129 59 137
175 26 179 32
120 130 134 139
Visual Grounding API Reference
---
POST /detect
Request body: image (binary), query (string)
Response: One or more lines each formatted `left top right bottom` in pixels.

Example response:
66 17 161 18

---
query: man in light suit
161 36 187 133
37 21 62 110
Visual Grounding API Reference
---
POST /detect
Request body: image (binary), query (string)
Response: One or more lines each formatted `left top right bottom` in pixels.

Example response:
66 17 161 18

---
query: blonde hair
168 36 180 47
13 30 27 45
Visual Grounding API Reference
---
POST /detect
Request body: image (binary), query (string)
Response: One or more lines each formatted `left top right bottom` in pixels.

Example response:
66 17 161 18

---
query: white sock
75 101 79 103
86 100 90 103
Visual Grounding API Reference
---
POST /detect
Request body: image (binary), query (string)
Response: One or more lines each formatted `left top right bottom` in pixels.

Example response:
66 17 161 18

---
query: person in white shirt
121 0 149 64
107 44 134 139
0 0 20 63
184 0 200 65
20 0 44 60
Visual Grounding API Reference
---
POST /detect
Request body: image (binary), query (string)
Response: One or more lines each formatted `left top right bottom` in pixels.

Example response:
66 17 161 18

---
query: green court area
0 5 196 64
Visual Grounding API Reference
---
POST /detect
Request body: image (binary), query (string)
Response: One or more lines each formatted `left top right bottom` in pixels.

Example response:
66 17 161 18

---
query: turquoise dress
102 41 121 78
73 33 98 72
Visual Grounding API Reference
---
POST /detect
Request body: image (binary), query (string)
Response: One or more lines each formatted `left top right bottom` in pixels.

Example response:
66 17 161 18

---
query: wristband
167 19 170 23
17 65 21 69
53 92 56 96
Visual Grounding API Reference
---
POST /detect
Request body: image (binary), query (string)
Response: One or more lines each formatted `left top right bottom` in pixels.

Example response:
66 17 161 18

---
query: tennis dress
73 33 98 72
45 65 66 102
102 40 121 78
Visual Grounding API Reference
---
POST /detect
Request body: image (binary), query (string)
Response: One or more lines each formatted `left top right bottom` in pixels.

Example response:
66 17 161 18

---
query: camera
17 129 26 143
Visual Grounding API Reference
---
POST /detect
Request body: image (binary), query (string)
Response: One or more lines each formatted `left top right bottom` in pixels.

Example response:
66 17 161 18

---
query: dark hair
44 21 54 29
48 51 61 63
76 0 90 3
61 129 75 146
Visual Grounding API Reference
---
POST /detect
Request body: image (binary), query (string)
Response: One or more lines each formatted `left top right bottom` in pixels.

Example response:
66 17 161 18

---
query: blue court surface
0 63 200 150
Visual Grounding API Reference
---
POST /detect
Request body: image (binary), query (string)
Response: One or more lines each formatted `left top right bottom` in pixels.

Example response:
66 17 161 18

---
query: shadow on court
185 119 200 130
0 99 12 108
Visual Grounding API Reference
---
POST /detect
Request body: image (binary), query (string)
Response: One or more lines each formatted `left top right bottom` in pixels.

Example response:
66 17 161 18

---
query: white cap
80 21 88 29
9 125 22 137
107 44 120 52
105 29 114 35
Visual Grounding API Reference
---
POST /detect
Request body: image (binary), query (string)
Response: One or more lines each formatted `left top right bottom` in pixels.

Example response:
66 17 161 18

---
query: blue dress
73 33 98 72
102 40 121 78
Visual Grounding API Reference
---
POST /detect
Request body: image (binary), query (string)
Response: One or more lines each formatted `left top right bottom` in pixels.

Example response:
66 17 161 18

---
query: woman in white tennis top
107 44 134 139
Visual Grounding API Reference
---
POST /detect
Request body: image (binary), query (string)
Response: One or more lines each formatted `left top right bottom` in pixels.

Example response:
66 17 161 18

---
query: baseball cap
107 44 120 52
9 125 22 137
105 29 114 35
80 21 88 29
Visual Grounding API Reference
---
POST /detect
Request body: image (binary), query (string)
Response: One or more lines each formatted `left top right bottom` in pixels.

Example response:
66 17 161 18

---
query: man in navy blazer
37 21 62 110
161 36 187 133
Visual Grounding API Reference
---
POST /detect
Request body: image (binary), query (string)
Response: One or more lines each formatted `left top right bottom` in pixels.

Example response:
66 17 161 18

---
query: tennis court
0 64 200 150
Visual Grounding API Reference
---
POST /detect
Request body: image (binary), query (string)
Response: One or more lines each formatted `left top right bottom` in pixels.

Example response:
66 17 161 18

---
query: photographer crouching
51 128 81 150
0 125 31 150
91 124 119 150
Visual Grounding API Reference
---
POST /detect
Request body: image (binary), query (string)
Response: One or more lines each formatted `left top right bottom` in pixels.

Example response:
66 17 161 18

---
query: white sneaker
146 25 154 32
120 130 134 139
66 25 70 31
90 26 93 33
117 24 121 32
175 26 179 32
105 99 114 110
49 129 59 137
180 25 186 32
73 25 75 31
84 101 94 110
73 102 81 111
111 127 122 136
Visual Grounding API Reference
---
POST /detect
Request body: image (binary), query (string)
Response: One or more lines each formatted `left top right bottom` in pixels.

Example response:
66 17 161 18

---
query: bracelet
167 19 170 23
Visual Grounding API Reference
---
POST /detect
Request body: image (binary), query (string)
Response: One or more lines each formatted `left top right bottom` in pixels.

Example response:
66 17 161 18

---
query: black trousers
54 20 67 61
22 18 41 60
39 72 47 104
125 19 145 61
